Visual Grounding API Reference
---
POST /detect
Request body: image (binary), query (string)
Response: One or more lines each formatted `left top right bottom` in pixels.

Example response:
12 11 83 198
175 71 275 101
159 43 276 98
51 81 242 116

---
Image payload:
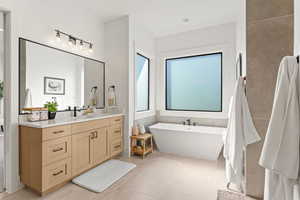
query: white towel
259 56 299 200
223 77 261 187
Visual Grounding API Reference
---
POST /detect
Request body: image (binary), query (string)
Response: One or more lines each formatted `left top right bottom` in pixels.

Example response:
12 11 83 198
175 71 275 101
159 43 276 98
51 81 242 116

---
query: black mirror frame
18 37 106 115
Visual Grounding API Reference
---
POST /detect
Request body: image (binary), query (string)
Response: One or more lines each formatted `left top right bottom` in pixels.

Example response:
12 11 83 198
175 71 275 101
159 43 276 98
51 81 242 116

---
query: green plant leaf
44 100 58 112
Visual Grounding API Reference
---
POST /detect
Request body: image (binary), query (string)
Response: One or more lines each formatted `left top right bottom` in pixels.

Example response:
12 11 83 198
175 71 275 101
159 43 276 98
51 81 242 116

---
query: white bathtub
149 123 225 160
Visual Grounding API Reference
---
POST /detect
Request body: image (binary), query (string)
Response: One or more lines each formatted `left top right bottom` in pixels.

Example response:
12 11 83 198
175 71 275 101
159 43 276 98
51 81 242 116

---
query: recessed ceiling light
183 18 189 23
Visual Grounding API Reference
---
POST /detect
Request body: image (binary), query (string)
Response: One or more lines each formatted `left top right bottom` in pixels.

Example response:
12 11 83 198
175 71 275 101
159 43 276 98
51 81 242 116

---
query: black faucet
73 106 81 117
186 119 192 126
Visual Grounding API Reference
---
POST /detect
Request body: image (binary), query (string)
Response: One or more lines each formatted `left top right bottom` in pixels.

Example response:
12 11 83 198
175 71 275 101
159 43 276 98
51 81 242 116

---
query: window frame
165 52 223 112
136 53 150 112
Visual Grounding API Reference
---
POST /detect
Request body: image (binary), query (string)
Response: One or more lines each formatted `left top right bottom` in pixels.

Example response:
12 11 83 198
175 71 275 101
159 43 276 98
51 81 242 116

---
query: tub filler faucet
183 119 197 126
186 119 191 125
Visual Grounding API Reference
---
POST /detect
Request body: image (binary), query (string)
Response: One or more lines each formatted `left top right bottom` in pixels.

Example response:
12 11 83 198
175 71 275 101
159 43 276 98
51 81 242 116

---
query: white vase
24 89 32 108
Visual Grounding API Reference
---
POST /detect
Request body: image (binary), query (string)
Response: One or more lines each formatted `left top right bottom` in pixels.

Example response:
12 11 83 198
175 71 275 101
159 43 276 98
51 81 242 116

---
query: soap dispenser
108 85 116 107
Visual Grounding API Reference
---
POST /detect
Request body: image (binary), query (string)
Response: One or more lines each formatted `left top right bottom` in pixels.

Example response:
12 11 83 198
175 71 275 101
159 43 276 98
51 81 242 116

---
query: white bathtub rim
150 128 223 136
149 123 226 136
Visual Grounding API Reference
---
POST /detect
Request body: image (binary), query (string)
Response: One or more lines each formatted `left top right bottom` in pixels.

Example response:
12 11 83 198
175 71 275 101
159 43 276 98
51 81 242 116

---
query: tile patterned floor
3 152 227 200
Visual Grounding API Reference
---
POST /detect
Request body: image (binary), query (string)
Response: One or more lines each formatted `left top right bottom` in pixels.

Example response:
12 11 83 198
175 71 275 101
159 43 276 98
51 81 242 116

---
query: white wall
155 23 237 121
104 16 157 157
0 0 105 193
104 16 132 156
134 22 156 121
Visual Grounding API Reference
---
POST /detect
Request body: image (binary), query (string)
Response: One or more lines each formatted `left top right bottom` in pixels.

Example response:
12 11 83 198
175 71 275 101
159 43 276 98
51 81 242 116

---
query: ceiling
86 0 240 37
47 0 241 38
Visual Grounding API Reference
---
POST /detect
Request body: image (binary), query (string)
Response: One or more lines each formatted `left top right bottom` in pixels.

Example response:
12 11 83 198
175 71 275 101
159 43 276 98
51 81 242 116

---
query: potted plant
44 100 58 120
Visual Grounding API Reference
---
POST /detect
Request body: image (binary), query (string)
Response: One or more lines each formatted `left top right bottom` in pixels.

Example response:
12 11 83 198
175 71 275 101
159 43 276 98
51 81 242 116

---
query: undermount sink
76 114 100 119
74 112 110 120
79 115 94 119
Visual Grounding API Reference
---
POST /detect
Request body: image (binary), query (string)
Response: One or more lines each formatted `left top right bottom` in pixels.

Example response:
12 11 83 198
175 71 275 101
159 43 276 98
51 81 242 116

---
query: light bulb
68 36 76 46
55 30 61 42
68 37 72 46
79 40 84 50
89 43 93 53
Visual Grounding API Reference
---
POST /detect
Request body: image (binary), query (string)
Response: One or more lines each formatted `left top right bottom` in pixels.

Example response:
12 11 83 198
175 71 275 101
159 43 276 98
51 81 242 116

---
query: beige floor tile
100 189 155 200
3 152 226 200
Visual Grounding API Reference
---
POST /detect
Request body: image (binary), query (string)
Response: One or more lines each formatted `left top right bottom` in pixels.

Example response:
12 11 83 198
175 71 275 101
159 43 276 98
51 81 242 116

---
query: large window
166 52 222 112
136 53 150 112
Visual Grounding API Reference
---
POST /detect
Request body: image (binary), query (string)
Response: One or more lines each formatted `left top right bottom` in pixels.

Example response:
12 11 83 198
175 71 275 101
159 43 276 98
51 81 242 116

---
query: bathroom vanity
17 37 118 195
19 113 123 195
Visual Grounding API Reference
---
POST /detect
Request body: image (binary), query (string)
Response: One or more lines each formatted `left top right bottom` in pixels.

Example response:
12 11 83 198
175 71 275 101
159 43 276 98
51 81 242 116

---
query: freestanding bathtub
149 123 225 160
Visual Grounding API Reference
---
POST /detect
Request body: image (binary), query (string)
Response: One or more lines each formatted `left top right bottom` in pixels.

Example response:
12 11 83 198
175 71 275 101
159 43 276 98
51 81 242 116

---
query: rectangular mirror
19 38 105 114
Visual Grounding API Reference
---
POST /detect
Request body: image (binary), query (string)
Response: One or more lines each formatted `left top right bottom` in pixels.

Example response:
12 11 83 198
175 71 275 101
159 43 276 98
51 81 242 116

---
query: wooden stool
130 133 153 159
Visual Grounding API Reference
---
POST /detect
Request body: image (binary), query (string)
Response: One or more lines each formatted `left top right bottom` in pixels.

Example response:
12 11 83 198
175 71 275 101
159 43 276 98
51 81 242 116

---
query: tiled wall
157 115 227 127
246 0 294 198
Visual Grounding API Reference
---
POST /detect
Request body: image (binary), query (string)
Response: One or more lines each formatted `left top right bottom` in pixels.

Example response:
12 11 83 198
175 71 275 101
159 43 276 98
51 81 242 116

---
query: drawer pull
53 130 64 134
90 133 95 139
90 131 97 139
115 119 121 122
114 130 121 134
52 170 63 176
52 147 64 152
114 144 121 149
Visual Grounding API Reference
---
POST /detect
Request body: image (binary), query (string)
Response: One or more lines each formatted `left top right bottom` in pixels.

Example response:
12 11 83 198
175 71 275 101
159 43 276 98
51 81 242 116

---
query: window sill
135 110 156 120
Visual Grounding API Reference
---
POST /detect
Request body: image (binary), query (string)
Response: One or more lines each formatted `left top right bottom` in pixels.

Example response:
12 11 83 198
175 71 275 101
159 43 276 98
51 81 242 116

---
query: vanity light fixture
54 29 93 52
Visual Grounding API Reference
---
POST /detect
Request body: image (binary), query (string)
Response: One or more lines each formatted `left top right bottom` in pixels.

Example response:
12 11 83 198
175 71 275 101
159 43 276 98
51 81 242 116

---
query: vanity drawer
71 119 109 134
42 136 71 165
110 116 123 125
110 139 122 157
110 125 122 140
43 125 71 141
42 158 71 191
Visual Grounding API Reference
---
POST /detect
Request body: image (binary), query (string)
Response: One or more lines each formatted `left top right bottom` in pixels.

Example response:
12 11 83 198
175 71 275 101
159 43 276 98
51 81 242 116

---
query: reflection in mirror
19 38 105 114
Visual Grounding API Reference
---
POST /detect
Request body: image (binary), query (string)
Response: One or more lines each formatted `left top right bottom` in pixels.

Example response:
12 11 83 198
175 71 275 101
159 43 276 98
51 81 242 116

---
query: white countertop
19 113 124 128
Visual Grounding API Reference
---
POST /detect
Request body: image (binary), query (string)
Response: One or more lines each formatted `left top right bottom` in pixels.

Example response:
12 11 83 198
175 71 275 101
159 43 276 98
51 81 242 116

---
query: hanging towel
223 77 261 188
259 56 300 200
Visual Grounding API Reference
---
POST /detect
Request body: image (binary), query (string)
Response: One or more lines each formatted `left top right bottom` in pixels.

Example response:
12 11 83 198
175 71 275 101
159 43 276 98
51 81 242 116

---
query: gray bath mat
217 190 257 200
72 159 136 193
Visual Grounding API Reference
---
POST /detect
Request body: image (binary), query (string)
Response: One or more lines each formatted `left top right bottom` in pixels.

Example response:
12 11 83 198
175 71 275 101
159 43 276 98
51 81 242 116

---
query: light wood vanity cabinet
109 125 123 157
71 130 94 176
93 128 109 165
71 127 109 176
19 115 123 195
